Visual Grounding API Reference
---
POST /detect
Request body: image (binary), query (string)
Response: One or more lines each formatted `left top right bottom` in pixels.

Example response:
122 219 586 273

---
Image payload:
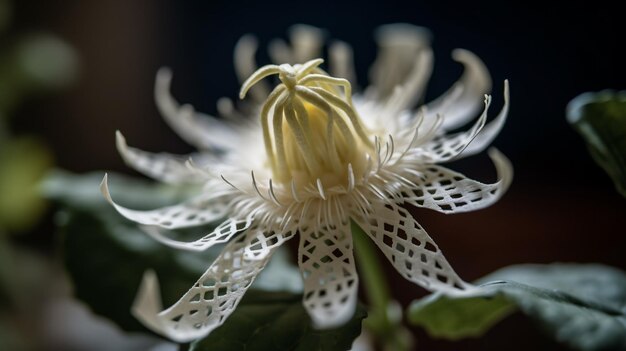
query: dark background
10 0 626 349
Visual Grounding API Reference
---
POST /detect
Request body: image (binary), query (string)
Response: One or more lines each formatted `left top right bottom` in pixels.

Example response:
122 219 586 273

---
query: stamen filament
295 58 324 79
299 74 353 105
308 87 372 147
240 65 281 99
260 86 287 175
272 95 290 180
283 97 320 175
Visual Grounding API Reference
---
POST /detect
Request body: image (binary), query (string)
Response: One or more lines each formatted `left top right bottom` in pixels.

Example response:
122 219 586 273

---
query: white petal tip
451 48 474 61
487 147 514 190
236 33 257 47
375 23 431 44
115 130 127 151
310 306 356 330
99 174 112 202
289 23 324 36
131 270 165 335
156 67 173 81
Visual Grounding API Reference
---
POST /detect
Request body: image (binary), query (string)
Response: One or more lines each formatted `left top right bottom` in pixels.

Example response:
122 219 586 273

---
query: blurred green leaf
0 136 53 232
0 0 10 34
44 171 303 334
408 293 513 340
567 91 626 197
0 33 78 112
191 291 367 351
408 264 626 351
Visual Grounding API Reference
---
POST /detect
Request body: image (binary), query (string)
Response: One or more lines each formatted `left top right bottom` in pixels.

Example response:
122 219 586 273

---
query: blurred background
2 0 625 350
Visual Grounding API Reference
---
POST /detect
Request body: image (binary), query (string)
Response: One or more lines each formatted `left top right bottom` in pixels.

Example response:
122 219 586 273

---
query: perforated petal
115 131 209 184
298 214 359 328
132 228 274 342
400 148 513 214
425 49 492 131
155 68 240 152
243 225 297 260
100 174 231 229
350 199 472 294
140 216 252 252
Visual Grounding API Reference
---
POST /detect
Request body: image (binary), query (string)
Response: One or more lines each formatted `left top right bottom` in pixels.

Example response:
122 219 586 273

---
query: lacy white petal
368 24 431 101
140 216 252 252
115 131 209 184
269 24 324 64
350 199 472 294
457 80 510 158
426 49 492 131
155 68 240 151
100 174 231 229
400 148 513 213
329 40 357 84
364 49 433 133
298 215 358 328
132 229 274 342
417 95 491 163
243 224 297 260
233 35 269 102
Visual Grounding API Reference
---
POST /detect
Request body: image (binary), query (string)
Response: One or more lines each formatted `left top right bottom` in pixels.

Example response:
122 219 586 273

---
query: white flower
101 24 512 342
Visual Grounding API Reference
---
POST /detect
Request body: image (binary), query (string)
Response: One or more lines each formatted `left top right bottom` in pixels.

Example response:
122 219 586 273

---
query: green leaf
567 91 626 197
0 136 53 232
190 291 367 351
0 0 11 34
0 33 78 112
408 292 514 340
408 263 626 351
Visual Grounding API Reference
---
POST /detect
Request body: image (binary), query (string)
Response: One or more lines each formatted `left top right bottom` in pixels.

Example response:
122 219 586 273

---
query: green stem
351 221 390 314
352 222 413 351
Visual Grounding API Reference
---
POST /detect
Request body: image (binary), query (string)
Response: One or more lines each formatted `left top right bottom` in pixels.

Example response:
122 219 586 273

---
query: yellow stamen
240 59 374 190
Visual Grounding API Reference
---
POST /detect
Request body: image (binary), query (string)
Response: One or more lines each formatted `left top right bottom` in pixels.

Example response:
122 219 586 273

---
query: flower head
101 24 512 342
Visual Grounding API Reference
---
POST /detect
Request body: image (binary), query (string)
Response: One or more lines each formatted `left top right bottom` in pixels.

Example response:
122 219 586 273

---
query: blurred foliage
0 0 79 235
567 91 626 198
0 33 78 113
0 136 53 232
408 263 626 351
0 2 79 347
0 235 55 351
44 171 367 350
0 0 10 34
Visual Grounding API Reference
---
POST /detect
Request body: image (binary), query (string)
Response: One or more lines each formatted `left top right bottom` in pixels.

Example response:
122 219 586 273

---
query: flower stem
351 222 390 313
352 222 412 351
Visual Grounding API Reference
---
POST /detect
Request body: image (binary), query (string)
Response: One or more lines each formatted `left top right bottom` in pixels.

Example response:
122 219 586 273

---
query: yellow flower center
240 59 374 191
